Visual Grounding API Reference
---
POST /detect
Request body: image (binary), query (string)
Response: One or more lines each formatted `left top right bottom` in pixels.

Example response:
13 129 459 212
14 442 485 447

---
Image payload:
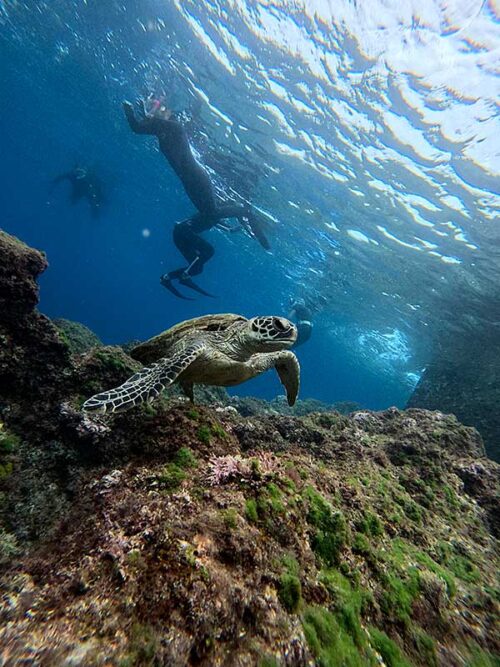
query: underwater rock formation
53 318 103 355
231 395 361 417
0 231 499 666
0 231 70 405
408 339 500 463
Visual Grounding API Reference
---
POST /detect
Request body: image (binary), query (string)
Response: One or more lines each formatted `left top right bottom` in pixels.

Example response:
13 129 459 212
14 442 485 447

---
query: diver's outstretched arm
123 101 159 135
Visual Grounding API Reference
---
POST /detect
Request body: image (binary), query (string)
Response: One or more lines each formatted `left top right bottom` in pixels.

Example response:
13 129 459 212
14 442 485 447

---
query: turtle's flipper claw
179 276 217 298
160 275 195 300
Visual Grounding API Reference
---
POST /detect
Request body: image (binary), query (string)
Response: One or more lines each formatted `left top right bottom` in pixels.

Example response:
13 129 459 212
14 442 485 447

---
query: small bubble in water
142 228 151 238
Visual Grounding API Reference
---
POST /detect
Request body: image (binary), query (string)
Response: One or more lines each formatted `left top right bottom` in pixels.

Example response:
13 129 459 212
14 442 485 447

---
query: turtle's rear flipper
83 344 206 414
160 275 195 300
179 276 217 298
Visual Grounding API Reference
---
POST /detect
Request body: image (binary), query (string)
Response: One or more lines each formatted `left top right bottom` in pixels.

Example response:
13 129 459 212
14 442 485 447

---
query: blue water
1 0 498 409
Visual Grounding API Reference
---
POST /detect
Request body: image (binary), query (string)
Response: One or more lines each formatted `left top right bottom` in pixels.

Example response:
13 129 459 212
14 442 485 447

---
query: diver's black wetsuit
169 204 249 277
51 168 104 218
124 102 216 216
162 202 261 298
124 101 270 298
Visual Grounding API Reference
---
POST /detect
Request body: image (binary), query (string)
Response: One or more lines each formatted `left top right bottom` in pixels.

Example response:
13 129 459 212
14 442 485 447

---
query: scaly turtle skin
83 314 300 414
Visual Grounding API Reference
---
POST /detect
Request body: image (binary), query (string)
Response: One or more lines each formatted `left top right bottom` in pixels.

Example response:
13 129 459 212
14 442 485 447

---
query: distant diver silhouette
289 298 313 347
123 97 271 298
50 166 105 219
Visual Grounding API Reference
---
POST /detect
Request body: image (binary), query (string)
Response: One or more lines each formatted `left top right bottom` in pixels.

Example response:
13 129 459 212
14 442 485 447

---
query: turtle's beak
250 316 297 348
272 317 297 343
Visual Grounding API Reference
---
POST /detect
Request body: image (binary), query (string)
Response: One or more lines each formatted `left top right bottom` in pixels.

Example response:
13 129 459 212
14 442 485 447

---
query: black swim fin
160 275 195 300
241 214 271 250
179 276 217 298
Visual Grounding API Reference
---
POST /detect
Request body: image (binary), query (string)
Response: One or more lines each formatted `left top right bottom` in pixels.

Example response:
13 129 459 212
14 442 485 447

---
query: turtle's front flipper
249 351 300 406
274 351 300 406
83 344 206 414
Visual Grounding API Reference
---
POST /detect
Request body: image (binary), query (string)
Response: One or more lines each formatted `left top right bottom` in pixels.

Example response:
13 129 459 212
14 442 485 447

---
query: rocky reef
231 396 361 418
0 231 499 666
53 318 103 355
408 339 500 463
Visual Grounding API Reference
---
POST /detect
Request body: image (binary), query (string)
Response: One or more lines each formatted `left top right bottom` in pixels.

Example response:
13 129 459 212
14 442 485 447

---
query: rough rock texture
1 406 499 666
231 396 361 418
0 232 71 406
408 339 500 462
53 318 103 355
0 232 499 667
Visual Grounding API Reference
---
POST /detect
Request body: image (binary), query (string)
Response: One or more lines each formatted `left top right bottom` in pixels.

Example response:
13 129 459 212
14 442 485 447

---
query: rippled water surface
1 0 498 407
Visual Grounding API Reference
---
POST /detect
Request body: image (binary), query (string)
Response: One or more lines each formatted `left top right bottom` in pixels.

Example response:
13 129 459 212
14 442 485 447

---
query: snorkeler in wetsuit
164 204 260 299
50 166 104 219
289 298 313 347
123 97 270 299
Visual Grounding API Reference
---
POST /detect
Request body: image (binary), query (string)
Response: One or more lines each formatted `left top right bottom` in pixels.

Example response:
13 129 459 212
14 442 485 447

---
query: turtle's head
245 316 297 351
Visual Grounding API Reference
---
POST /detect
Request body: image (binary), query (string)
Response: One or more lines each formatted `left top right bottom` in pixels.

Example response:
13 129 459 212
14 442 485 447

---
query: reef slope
0 231 498 667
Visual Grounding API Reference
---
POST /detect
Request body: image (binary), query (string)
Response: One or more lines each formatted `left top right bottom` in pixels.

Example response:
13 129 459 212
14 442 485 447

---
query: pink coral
207 455 251 485
207 452 279 486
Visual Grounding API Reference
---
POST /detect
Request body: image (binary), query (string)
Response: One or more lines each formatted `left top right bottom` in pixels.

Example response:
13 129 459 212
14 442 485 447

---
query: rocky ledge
0 231 498 667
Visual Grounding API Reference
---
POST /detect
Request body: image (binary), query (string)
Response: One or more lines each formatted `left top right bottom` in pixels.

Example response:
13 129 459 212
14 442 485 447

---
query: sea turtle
83 314 300 414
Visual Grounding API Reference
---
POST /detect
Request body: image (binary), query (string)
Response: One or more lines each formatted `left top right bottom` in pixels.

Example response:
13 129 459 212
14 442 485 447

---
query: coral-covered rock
0 232 499 667
52 318 102 355
231 394 361 418
1 402 498 666
0 232 70 406
0 231 47 318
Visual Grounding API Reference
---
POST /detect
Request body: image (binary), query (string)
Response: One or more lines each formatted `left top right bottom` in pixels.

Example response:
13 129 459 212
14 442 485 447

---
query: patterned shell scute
130 314 248 364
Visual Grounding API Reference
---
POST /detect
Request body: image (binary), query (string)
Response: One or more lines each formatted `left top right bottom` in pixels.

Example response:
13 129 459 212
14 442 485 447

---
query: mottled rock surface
53 318 103 355
0 232 70 405
0 232 499 667
231 395 361 418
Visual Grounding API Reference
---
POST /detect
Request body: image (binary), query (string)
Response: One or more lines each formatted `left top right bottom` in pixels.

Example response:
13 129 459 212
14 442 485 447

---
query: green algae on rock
0 231 499 666
1 402 498 666
53 318 102 355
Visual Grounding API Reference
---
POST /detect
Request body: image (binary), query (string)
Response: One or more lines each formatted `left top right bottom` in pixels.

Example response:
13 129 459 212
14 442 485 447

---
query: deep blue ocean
1 0 498 409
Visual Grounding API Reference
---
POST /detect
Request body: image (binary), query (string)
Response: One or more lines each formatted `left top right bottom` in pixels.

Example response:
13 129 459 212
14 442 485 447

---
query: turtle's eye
273 318 286 332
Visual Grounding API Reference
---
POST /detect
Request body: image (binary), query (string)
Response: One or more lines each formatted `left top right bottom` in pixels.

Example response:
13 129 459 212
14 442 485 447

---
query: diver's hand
136 98 147 116
122 101 134 116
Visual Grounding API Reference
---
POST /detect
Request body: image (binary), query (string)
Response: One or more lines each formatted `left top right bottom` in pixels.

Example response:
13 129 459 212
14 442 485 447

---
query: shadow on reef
0 231 499 666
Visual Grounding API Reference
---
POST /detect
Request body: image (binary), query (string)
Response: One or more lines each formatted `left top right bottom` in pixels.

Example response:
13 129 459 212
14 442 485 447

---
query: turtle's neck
224 332 255 361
